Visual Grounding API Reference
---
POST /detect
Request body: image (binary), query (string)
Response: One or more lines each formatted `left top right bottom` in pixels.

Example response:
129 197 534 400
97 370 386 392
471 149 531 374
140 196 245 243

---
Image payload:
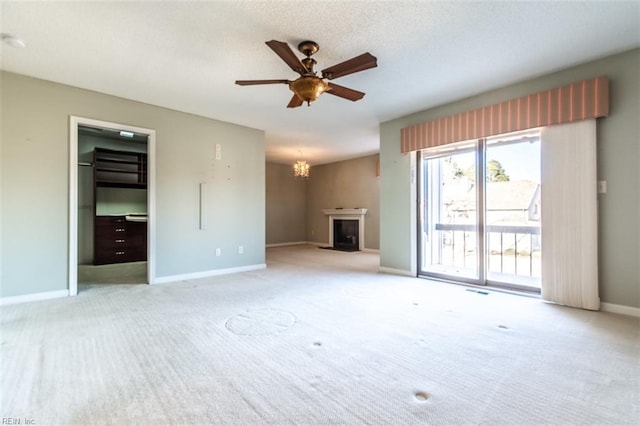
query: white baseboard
266 241 309 248
305 241 330 248
379 266 415 277
601 302 640 317
362 248 380 253
0 289 70 306
270 241 335 248
153 263 266 284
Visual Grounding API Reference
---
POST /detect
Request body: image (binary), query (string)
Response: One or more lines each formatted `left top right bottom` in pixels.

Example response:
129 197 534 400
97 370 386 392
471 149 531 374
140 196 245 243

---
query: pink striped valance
401 76 609 153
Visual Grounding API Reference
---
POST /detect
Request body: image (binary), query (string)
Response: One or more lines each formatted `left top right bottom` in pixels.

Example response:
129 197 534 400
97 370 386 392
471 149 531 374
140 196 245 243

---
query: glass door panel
484 135 541 289
420 148 479 281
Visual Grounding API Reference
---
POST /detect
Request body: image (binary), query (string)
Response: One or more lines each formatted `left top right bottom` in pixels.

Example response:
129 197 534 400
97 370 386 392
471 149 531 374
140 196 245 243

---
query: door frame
68 116 156 295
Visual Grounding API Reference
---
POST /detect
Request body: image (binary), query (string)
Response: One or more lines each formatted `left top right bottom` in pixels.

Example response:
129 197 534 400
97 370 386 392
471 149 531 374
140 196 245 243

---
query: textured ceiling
1 1 639 165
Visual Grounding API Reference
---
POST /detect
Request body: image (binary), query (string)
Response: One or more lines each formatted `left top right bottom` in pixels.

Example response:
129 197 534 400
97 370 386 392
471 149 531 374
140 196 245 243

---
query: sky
488 140 540 182
450 140 540 183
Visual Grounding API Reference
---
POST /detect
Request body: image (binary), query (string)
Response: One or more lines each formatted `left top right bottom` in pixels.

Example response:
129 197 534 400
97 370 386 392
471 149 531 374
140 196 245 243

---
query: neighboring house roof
446 180 539 212
486 180 539 211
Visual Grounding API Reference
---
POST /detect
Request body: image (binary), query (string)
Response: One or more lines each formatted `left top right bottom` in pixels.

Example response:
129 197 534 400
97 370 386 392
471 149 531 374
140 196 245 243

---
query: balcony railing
433 223 541 283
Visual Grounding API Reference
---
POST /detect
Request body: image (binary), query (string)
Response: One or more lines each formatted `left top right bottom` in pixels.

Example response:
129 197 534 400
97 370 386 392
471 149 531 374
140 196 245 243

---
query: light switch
598 180 607 194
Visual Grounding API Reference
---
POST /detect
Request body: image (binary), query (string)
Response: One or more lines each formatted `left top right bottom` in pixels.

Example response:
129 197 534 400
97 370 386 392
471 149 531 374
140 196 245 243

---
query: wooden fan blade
326 82 365 102
235 79 289 86
321 52 377 80
287 94 304 108
265 40 307 75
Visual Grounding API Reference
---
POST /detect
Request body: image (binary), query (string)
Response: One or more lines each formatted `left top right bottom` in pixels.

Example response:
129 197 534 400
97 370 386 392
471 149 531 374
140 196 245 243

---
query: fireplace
322 208 368 251
333 219 359 251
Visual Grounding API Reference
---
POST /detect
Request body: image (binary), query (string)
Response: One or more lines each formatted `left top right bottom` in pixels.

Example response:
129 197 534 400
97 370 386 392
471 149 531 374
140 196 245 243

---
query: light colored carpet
78 261 147 285
1 245 638 425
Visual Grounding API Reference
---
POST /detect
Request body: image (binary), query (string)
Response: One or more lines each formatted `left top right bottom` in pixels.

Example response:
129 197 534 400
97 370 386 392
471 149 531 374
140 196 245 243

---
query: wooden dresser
94 216 146 265
93 147 148 265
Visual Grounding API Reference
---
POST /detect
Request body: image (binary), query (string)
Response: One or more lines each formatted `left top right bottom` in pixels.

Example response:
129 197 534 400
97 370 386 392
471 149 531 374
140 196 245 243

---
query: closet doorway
69 117 156 295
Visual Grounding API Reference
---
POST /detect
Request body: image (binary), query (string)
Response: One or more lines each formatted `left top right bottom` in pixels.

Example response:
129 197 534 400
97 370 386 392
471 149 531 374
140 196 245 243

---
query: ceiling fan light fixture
289 76 328 105
236 39 376 108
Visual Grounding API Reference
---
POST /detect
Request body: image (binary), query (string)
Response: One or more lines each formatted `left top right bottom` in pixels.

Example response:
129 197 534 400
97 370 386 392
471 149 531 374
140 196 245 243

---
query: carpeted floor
78 261 147 285
1 245 638 425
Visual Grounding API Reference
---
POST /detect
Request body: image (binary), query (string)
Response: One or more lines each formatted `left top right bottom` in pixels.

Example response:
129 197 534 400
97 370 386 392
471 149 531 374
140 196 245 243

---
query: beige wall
265 162 306 245
1 71 265 298
306 154 380 250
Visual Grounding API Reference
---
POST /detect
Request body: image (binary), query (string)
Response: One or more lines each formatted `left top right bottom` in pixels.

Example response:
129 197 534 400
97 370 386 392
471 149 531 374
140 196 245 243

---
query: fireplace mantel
322 208 368 216
322 209 368 250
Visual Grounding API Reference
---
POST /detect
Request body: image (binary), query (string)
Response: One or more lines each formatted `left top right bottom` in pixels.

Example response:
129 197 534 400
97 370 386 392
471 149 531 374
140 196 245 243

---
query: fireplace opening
333 219 359 251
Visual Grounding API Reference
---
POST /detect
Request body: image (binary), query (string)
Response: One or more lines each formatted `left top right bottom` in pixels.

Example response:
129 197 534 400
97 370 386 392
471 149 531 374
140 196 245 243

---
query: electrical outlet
238 246 243 254
215 248 221 256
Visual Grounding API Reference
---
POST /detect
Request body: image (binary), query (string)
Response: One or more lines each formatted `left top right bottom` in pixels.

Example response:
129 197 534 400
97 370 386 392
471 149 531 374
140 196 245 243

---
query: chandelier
293 153 310 178
293 160 310 178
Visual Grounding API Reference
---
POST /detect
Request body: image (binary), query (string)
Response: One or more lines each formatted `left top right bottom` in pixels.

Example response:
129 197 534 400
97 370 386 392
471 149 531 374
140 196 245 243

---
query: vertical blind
401 76 609 153
541 120 599 310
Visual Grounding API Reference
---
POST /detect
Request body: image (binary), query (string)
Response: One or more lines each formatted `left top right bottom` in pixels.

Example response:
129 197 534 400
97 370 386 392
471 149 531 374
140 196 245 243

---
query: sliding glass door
418 131 541 291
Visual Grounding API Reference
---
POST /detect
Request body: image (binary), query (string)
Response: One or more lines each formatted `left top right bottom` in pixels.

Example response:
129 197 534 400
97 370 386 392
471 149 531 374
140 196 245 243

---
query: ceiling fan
235 40 377 108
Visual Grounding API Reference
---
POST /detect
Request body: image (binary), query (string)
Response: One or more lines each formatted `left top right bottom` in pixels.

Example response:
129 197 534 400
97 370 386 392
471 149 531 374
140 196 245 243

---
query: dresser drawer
94 247 132 264
95 227 128 240
95 236 129 250
95 216 127 226
94 216 147 264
